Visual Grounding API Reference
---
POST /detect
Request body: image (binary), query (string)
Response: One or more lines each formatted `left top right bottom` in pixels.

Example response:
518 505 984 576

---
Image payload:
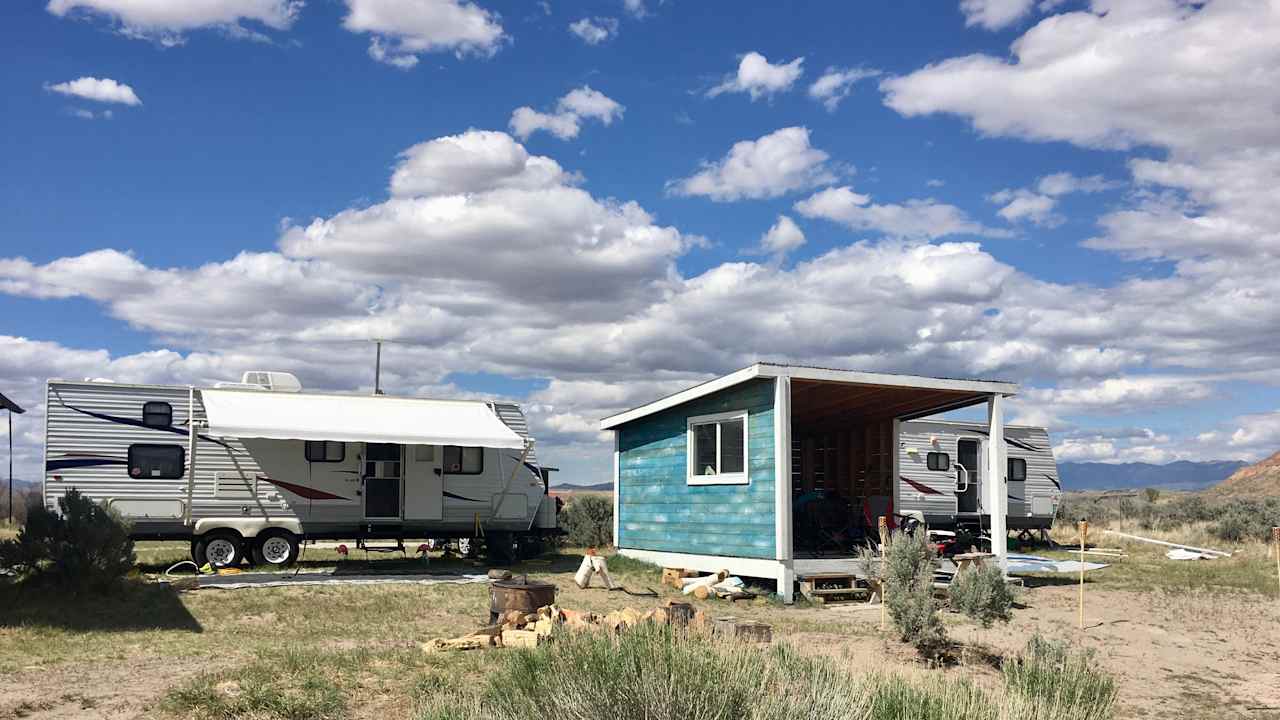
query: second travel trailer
42 373 558 568
896 419 1061 537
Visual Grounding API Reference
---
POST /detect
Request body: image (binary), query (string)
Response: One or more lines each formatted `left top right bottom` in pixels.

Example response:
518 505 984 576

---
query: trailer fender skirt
194 518 303 539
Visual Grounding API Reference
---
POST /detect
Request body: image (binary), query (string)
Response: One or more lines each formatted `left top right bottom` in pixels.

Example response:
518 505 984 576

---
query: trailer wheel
193 530 244 569
251 530 299 567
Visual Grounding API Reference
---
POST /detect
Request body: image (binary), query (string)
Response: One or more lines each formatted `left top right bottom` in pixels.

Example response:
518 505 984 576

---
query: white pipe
1102 529 1231 557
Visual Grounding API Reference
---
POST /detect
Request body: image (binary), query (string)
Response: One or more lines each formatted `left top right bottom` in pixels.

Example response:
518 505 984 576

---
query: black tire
251 530 300 567
193 530 245 569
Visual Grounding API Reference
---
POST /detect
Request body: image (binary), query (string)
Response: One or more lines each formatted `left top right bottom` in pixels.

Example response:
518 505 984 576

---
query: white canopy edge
200 389 526 449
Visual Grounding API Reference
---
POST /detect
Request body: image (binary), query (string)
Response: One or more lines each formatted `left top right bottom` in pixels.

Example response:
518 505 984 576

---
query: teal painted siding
617 378 776 559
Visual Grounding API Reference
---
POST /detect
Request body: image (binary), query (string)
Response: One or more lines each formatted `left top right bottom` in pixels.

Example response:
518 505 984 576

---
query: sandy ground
3 575 1279 719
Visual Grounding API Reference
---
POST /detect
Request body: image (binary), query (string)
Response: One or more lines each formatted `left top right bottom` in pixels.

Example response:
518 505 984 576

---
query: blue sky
3 0 1280 484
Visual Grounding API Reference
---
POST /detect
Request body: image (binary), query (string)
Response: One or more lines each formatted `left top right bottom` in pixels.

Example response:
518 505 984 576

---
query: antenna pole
374 340 383 396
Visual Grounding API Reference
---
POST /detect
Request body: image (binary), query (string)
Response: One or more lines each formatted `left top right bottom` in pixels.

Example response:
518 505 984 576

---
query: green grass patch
165 647 351 719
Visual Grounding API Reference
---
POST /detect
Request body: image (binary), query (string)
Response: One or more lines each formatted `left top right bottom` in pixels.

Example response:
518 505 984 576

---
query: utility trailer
42 373 558 567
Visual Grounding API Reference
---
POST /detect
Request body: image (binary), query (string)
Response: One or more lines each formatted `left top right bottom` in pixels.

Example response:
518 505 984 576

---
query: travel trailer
42 373 558 568
897 419 1061 535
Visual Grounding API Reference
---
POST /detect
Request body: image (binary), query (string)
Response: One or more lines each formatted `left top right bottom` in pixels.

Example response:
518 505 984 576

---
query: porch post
985 394 1007 571
774 376 794 602
612 432 620 547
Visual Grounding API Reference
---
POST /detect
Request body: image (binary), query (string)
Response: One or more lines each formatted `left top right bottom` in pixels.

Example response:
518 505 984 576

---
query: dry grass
1044 518 1278 596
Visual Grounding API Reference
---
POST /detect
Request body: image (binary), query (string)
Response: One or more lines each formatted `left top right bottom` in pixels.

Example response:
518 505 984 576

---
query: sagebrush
559 493 613 547
949 562 1016 628
0 489 135 592
882 529 948 661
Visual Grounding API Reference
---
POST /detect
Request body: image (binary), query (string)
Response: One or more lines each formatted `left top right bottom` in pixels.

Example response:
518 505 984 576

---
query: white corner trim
612 431 620 546
686 410 749 486
773 376 792 562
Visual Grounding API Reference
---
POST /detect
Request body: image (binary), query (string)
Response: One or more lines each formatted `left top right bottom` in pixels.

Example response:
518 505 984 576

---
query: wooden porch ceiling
790 379 987 431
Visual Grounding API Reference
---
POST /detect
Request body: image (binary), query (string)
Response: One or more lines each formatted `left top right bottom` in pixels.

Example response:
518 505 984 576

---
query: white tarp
201 389 526 448
1005 553 1109 575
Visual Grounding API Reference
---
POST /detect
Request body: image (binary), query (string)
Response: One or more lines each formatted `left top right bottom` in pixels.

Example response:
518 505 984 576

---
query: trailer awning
200 389 526 448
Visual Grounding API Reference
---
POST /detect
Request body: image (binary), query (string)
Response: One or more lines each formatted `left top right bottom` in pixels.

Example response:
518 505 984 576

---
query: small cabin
599 363 1018 602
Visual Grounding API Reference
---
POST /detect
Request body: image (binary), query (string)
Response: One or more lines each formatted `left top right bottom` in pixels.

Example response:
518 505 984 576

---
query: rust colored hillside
1209 450 1280 497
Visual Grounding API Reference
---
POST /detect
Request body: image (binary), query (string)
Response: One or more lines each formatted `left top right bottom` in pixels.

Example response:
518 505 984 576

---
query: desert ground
2 520 1278 720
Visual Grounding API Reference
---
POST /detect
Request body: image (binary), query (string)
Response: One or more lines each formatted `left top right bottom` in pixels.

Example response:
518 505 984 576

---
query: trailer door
956 439 981 513
363 443 403 520
403 445 443 520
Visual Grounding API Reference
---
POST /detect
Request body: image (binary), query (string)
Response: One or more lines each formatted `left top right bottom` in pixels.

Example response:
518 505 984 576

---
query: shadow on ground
0 579 202 633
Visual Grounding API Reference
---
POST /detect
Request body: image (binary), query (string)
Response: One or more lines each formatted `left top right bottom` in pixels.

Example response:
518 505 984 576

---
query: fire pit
489 576 557 623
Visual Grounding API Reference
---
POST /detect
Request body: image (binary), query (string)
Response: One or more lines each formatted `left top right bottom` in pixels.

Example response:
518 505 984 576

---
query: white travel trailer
42 374 558 567
897 419 1061 535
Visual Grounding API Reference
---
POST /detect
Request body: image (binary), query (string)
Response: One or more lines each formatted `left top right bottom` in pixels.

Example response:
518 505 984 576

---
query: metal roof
0 391 24 414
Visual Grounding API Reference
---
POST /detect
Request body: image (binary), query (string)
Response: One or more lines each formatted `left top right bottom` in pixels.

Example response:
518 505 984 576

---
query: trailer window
128 444 185 479
1008 457 1027 482
304 440 345 462
927 452 950 471
443 446 483 474
687 411 748 485
142 401 172 428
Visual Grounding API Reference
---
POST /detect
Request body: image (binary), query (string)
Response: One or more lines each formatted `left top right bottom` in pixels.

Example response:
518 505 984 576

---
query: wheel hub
207 538 236 566
261 537 292 564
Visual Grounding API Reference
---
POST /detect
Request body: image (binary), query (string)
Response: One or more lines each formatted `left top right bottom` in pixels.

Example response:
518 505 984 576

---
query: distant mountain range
1059 460 1248 491
552 482 614 492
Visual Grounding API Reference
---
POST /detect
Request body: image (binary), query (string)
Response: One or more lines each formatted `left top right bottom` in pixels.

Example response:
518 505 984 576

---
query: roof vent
217 371 303 392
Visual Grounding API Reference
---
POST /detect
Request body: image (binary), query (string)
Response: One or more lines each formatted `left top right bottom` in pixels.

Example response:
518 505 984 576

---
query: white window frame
686 410 749 486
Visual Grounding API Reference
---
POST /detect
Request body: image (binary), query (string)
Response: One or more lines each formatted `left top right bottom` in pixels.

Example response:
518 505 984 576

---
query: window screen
1008 457 1027 481
443 446 484 474
305 440 344 462
927 452 950 471
142 401 172 428
693 424 717 475
128 444 185 479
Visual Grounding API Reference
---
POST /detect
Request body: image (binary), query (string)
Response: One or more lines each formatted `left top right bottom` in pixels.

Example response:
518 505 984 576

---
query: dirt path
822 585 1280 719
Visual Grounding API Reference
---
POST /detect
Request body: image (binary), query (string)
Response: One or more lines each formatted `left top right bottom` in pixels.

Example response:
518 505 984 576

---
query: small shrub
0 489 135 593
948 562 1015 628
1141 487 1160 503
1003 636 1117 720
1206 498 1279 542
559 493 613 547
883 529 949 662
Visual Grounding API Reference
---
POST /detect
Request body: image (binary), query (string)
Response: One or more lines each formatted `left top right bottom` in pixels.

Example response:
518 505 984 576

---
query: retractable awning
200 389 526 449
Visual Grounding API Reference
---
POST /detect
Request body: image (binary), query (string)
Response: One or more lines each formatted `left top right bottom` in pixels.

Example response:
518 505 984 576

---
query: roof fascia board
599 365 762 430
766 365 1018 396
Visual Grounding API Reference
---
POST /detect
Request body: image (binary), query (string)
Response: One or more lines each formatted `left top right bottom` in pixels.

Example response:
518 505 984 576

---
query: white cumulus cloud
959 0 1036 30
708 51 804 101
667 127 835 202
343 0 506 69
45 76 141 105
46 0 301 45
568 17 618 45
796 186 1009 240
808 67 880 111
509 86 624 141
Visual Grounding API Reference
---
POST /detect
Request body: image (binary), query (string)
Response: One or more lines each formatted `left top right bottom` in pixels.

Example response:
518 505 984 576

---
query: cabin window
304 440 345 463
127 444 185 479
686 411 749 485
443 446 484 474
927 451 950 471
1008 457 1027 482
142 401 172 428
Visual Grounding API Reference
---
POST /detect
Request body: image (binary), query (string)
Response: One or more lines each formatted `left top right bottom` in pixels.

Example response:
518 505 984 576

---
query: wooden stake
1273 527 1280 600
879 515 888 631
1078 520 1088 630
